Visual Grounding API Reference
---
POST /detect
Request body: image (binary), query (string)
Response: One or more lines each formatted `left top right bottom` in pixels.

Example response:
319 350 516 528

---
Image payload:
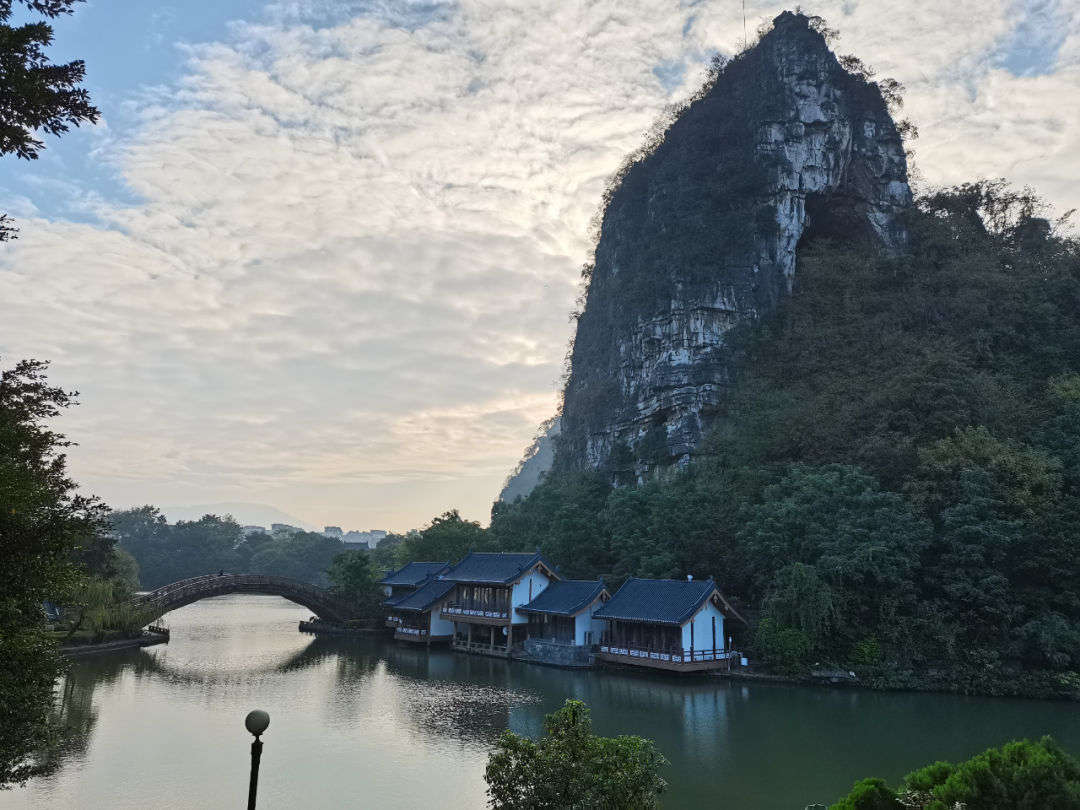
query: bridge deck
137 574 361 623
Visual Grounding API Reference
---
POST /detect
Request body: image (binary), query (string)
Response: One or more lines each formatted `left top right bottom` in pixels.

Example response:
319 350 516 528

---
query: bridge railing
140 574 224 604
137 574 345 613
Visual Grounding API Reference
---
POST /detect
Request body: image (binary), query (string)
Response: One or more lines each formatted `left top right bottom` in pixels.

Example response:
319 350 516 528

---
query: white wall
428 602 455 636
573 597 606 645
680 600 726 652
509 568 551 624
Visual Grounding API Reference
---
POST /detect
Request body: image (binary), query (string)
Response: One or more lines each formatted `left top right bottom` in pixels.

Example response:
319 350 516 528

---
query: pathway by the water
5 594 1078 809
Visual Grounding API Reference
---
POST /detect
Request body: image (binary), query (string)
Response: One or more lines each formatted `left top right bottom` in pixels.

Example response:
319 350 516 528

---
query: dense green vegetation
110 506 351 588
469 183 1080 696
326 549 384 625
829 736 1080 809
484 700 667 809
0 359 114 785
50 573 157 647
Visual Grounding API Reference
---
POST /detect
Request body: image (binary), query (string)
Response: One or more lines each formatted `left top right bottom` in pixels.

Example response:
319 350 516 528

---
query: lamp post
244 709 270 810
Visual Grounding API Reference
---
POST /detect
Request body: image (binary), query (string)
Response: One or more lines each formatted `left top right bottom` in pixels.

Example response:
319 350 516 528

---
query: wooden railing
136 574 357 623
442 603 509 619
597 644 739 664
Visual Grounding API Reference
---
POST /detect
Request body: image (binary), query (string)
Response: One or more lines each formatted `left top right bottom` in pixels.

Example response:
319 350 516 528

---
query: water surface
4 594 1078 809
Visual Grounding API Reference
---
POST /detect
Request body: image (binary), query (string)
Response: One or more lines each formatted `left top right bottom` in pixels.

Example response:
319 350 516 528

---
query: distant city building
271 523 301 535
242 525 268 536
340 529 389 549
323 526 343 538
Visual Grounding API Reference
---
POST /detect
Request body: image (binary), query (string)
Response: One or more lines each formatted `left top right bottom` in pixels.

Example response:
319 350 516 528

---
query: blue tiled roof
594 578 722 626
518 580 606 616
391 577 457 612
444 552 558 584
379 561 451 587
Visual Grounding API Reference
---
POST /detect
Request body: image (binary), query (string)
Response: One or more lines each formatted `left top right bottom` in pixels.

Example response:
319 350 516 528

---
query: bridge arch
137 574 359 623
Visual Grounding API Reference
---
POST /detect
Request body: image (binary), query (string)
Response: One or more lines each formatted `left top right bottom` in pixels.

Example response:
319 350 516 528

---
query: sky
2 0 1079 532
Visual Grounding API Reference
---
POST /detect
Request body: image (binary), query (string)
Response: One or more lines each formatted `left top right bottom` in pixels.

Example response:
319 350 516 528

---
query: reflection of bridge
137 574 360 623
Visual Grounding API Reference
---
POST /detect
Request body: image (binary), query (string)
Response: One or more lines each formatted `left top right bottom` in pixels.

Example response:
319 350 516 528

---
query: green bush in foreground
830 737 1080 809
485 699 667 809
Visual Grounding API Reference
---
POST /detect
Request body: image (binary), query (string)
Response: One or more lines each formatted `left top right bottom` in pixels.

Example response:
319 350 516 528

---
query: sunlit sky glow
2 0 1078 531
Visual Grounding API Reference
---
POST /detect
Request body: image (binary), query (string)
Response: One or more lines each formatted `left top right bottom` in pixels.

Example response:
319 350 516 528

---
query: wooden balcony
394 626 451 644
595 645 739 673
385 616 403 628
440 603 510 626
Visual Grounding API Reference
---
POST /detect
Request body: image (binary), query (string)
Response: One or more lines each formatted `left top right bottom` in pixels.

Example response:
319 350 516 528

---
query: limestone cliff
555 11 911 477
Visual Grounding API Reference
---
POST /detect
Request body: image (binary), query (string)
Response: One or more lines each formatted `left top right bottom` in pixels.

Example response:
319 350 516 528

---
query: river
4 594 1078 809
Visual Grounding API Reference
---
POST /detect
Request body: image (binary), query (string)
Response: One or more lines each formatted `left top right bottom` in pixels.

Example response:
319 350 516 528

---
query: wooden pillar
506 621 512 656
467 622 472 651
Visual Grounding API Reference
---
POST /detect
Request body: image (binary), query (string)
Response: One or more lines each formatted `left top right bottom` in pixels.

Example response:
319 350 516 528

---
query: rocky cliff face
555 11 911 478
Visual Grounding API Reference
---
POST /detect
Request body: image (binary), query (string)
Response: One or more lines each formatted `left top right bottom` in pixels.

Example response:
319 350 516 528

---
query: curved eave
595 584 746 627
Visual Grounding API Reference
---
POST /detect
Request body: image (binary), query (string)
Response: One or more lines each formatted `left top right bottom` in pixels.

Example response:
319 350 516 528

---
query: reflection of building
594 578 742 672
440 552 558 658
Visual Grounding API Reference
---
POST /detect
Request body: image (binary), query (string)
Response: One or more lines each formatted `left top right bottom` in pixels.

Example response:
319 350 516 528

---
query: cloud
2 0 1078 530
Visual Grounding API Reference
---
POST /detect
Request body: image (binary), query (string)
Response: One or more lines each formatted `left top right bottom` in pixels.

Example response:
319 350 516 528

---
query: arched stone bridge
137 574 360 623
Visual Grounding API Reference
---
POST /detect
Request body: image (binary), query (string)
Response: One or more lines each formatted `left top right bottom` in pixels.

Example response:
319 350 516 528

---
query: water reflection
6 595 1080 810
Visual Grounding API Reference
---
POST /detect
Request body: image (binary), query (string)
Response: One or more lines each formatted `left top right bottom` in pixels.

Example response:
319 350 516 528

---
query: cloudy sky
2 0 1077 531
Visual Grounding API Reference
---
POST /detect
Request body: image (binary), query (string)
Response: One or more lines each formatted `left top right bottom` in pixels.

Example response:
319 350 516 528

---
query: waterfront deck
596 645 739 672
451 639 513 658
394 626 451 643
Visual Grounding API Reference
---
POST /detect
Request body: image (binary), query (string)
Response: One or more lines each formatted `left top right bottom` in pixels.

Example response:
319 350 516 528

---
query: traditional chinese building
594 577 743 672
516 579 610 667
518 580 609 646
380 561 451 630
386 576 457 645
439 552 559 657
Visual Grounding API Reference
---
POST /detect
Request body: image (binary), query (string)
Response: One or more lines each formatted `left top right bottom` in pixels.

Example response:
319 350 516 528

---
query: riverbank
60 630 169 657
711 665 1080 702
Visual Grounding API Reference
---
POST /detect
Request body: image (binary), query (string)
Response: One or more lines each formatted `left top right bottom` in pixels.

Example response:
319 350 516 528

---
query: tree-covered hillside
486 182 1080 695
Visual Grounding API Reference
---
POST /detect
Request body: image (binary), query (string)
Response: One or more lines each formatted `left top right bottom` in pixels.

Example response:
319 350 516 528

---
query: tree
738 465 930 652
759 562 835 655
396 510 490 565
829 737 1080 810
369 532 404 571
0 358 107 785
484 700 667 810
327 550 383 625
0 0 100 240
